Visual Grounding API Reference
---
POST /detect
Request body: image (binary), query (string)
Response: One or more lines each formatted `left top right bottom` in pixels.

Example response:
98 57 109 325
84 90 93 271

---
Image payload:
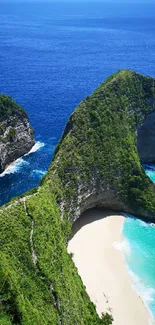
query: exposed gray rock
137 111 155 163
46 70 155 223
0 95 35 173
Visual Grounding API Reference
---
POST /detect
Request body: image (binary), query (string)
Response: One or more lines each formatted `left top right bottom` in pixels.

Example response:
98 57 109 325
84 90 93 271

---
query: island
0 94 35 173
1 70 155 325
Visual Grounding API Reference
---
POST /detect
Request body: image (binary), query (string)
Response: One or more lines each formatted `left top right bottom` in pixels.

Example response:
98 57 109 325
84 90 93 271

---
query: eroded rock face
46 70 155 222
69 185 130 224
137 111 155 163
0 95 35 173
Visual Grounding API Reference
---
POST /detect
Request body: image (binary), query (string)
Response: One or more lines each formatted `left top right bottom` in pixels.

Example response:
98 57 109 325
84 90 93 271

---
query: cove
123 165 155 319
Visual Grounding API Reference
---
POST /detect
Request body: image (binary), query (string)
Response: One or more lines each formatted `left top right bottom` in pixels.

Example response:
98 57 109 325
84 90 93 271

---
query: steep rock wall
46 70 155 222
0 95 35 173
137 111 155 163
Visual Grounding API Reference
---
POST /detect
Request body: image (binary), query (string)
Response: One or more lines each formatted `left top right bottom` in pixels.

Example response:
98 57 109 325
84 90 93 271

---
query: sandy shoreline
68 209 152 325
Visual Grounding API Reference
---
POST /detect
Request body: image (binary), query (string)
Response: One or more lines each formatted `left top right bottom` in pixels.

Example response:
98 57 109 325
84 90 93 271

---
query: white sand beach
68 209 152 325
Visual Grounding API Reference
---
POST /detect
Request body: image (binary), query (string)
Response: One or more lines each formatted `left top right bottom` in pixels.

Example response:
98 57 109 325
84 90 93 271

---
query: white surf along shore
67 209 153 325
0 141 45 177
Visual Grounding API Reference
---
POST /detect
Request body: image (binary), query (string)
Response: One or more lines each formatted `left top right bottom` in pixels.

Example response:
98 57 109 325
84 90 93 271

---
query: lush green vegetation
47 69 155 220
7 128 16 142
0 188 113 325
1 69 155 324
0 95 26 122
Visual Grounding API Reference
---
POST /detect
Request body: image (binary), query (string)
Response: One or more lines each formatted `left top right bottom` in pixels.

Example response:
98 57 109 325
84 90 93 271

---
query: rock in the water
46 69 155 222
0 94 35 173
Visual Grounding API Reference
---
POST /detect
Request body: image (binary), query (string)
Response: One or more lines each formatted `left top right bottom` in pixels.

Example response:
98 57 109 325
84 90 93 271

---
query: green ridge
0 95 26 123
0 188 113 325
1 70 155 324
46 69 155 220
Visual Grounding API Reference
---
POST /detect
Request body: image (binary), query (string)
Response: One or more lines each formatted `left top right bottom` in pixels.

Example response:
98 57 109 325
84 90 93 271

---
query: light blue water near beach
123 166 155 319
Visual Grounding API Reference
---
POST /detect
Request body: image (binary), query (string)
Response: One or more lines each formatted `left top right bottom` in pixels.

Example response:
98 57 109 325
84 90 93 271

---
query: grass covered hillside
0 95 27 123
47 69 155 221
0 187 113 325
1 69 155 325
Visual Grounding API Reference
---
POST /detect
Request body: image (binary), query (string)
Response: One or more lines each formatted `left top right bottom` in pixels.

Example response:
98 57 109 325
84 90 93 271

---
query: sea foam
113 239 131 256
114 236 155 321
139 220 149 228
123 210 155 320
127 268 155 323
24 141 45 156
0 158 28 177
0 141 45 177
31 169 46 177
128 269 155 303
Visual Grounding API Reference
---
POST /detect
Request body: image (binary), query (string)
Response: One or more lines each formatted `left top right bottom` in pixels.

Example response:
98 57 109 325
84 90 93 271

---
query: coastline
68 209 153 325
0 141 44 177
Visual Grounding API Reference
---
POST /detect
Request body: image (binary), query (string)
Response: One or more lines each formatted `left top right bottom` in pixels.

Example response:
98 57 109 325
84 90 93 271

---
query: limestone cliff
46 70 155 222
137 110 155 163
0 94 35 173
1 70 155 325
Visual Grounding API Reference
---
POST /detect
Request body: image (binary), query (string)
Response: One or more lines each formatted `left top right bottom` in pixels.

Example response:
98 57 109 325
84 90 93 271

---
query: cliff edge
0 94 35 173
46 70 155 222
1 70 155 325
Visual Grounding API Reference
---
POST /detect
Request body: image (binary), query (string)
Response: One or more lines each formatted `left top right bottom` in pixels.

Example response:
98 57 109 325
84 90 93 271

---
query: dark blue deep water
0 0 155 204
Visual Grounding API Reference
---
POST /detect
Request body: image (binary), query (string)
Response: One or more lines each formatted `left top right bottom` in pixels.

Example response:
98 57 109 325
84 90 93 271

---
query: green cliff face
0 95 35 173
0 188 113 325
1 70 155 325
0 95 26 122
46 69 155 221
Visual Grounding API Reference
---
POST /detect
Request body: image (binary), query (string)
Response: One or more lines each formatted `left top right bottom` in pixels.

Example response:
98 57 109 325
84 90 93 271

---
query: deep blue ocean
0 0 155 320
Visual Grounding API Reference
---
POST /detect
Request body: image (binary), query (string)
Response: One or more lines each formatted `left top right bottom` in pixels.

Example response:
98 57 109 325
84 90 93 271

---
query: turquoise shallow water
123 166 155 319
145 165 155 183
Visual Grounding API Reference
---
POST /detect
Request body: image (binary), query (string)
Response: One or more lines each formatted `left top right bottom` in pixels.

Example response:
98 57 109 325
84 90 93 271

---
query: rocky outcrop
0 94 35 173
46 70 155 223
2 70 155 325
137 111 155 163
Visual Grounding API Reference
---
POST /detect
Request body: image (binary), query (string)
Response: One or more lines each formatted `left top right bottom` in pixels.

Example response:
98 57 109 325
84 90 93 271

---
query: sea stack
0 94 35 173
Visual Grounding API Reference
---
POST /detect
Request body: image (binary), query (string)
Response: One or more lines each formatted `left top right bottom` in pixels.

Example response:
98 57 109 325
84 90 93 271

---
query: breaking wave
113 239 131 256
0 141 45 177
128 269 155 305
24 141 45 156
31 169 46 177
0 158 29 177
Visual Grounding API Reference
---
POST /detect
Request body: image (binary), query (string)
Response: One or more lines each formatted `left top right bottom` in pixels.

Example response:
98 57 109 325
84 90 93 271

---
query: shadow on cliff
69 208 122 240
